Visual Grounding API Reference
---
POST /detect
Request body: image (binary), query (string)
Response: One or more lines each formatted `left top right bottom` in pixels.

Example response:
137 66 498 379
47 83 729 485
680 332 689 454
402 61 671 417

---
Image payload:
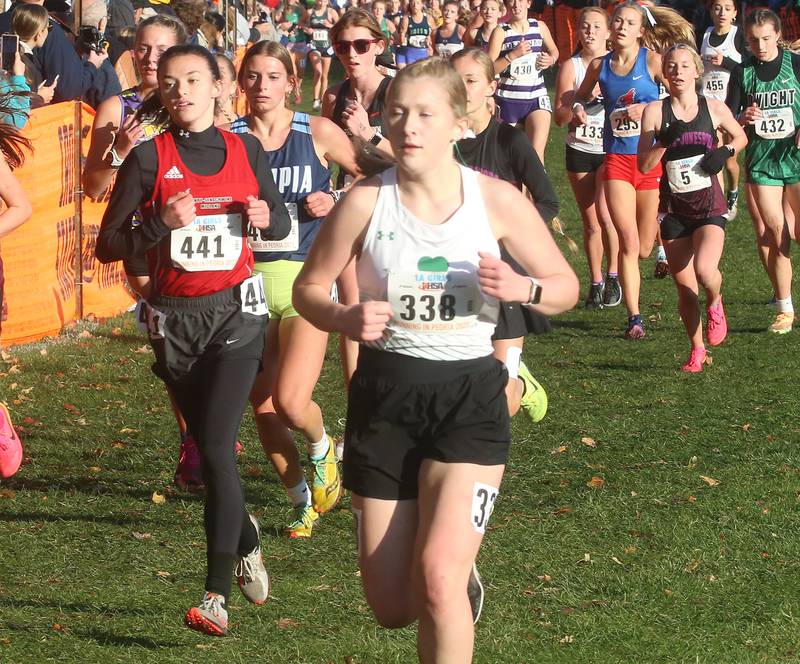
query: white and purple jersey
496 19 546 103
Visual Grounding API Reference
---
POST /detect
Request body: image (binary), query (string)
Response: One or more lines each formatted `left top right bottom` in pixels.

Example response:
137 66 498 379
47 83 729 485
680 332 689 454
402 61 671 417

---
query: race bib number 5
387 268 483 333
170 213 243 272
610 108 640 138
756 107 795 140
248 202 300 252
666 154 711 194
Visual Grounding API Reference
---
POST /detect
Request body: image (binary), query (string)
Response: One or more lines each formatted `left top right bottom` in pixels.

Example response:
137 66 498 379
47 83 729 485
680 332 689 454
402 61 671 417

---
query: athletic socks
628 314 643 327
776 296 794 314
655 246 667 262
308 431 330 461
504 346 521 380
606 272 618 280
286 479 312 508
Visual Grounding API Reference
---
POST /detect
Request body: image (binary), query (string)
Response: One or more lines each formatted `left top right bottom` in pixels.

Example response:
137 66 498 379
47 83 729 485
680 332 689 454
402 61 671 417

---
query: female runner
293 56 578 661
726 8 800 334
700 0 747 220
371 0 397 60
572 0 692 339
214 53 238 127
231 41 359 538
81 15 207 491
452 47 557 421
488 0 558 162
303 0 339 110
434 0 466 59
397 0 435 69
324 9 394 389
554 6 620 309
96 44 291 636
639 44 746 371
278 0 310 104
465 0 500 50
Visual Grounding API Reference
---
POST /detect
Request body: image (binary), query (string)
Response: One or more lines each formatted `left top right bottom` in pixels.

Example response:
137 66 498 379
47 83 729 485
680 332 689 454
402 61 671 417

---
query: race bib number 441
388 268 483 333
170 213 243 272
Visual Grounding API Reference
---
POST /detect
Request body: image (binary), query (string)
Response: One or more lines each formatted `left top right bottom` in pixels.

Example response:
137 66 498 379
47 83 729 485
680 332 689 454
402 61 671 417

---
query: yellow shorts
254 260 303 320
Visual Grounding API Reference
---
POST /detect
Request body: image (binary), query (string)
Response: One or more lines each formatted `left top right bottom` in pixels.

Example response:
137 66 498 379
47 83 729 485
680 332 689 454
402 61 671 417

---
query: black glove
699 146 733 175
658 119 687 147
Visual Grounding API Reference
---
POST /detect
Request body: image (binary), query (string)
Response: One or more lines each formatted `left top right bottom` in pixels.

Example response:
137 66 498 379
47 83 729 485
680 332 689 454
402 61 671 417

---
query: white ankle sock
776 296 794 314
308 431 329 460
286 479 311 507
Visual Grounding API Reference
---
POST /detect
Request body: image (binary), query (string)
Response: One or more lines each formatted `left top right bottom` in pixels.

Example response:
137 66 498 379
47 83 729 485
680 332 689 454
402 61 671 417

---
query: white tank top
565 54 605 155
700 26 742 101
357 165 500 361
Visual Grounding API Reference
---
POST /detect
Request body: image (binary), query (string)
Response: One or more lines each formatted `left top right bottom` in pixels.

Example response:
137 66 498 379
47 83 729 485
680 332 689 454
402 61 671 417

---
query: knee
417 558 463 619
639 244 654 260
372 606 416 629
694 266 717 287
584 218 601 237
274 392 309 430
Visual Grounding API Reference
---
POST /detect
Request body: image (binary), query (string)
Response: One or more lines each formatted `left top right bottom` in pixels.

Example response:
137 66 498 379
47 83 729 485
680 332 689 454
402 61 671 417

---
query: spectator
79 0 123 107
11 3 58 107
0 52 32 128
171 0 212 46
0 0 107 103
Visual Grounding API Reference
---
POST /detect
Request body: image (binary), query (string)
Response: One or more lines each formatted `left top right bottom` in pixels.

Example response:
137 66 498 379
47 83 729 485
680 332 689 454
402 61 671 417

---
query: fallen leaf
133 345 150 354
586 476 605 489
132 532 152 540
700 475 719 487
552 507 572 517
63 403 78 412
0 489 16 499
611 556 623 566
742 423 751 432
119 427 137 434
581 436 597 448
623 546 637 554
537 574 552 582
559 635 574 644
761 551 769 559
151 491 166 505
684 559 701 573
52 623 65 632
276 618 298 629
156 570 171 577
578 553 591 565
111 327 122 336
88 466 101 473
551 445 568 455
111 441 126 449
688 496 697 503
687 455 699 469
39 348 47 356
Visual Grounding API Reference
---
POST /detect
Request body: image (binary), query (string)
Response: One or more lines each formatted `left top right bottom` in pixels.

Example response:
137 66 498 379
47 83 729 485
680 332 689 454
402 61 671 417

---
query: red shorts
604 153 662 191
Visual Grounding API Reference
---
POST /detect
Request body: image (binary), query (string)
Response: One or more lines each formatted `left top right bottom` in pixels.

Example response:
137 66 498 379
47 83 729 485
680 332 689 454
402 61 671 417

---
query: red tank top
145 130 259 297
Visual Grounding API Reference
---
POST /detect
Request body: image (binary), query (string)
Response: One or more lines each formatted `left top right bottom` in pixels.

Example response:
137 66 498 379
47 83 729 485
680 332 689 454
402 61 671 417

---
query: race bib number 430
387 268 482 333
170 213 243 272
509 54 537 83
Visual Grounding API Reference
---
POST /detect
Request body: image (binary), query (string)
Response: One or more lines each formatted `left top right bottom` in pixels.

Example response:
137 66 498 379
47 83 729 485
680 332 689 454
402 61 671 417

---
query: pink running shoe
0 402 23 479
682 348 712 373
174 436 204 493
706 297 728 347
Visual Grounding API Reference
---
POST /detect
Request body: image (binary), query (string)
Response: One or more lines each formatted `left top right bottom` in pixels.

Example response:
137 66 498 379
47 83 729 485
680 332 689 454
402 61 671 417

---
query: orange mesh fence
0 102 134 348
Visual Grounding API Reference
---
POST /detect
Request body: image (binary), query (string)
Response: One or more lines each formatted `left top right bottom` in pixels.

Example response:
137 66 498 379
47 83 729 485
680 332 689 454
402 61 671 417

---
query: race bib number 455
248 202 300 253
170 213 243 272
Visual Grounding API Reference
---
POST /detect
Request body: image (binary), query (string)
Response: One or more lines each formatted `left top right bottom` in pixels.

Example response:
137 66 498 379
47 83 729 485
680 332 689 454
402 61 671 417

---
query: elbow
19 200 32 224
82 172 107 201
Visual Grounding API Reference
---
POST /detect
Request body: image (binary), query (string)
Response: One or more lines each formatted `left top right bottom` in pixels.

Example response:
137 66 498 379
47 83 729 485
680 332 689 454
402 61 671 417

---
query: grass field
1 69 800 663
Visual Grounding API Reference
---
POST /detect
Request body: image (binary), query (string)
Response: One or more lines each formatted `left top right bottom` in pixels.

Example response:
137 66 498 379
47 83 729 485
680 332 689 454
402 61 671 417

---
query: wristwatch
524 277 542 307
369 128 383 146
108 146 125 168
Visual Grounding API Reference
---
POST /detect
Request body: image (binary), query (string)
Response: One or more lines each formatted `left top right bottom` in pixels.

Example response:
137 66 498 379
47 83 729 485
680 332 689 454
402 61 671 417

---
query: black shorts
660 214 726 241
565 144 604 173
343 347 511 500
147 281 267 384
492 301 527 340
310 45 334 58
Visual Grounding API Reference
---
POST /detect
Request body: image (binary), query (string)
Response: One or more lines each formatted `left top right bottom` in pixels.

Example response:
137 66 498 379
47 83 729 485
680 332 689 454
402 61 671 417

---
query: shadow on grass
78 628 185 649
0 475 200 503
0 510 140 525
0 597 154 618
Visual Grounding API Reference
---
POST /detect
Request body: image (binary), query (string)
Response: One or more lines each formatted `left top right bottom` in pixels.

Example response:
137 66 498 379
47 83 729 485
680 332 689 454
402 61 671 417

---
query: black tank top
332 76 391 136
660 96 727 220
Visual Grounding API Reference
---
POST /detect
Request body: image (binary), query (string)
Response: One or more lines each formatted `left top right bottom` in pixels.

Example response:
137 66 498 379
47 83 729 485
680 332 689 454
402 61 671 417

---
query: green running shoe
284 503 319 539
518 362 548 423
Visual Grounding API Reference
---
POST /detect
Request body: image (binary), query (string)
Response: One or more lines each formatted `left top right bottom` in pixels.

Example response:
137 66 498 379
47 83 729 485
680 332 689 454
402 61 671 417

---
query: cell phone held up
1 33 18 73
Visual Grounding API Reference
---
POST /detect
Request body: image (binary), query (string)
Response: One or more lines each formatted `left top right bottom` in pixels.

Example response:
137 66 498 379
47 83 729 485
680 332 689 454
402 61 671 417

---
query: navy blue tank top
230 112 332 262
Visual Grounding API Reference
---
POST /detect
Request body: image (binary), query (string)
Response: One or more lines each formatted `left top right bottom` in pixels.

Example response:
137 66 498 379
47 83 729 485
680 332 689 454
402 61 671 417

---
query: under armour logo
178 129 190 138
376 231 395 241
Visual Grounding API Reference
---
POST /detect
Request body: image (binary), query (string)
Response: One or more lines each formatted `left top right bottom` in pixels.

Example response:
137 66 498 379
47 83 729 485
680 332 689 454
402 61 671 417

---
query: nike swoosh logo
632 75 644 80
226 338 240 345
780 78 792 84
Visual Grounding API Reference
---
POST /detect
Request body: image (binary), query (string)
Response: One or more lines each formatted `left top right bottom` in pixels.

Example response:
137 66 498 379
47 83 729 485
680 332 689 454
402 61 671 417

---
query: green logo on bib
417 256 449 272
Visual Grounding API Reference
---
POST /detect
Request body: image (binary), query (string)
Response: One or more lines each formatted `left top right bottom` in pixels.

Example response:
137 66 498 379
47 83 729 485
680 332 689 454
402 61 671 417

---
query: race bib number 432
755 107 795 140
387 268 483 333
170 213 243 272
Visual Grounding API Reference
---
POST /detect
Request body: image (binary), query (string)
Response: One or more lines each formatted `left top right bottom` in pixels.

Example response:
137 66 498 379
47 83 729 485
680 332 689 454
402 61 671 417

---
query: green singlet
743 50 800 186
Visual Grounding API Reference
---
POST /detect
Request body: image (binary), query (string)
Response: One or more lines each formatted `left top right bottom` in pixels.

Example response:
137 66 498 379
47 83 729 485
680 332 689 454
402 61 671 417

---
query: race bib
575 112 604 146
312 29 328 42
702 69 729 101
436 42 462 59
471 482 498 535
170 213 243 272
666 154 711 194
610 108 640 138
387 268 485 333
509 54 537 83
239 273 268 316
136 300 167 340
408 34 427 48
755 107 795 140
248 202 300 253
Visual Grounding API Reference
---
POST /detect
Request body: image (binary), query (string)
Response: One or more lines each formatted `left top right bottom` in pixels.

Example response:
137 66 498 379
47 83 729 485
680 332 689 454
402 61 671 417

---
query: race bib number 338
387 269 482 333
170 213 243 272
